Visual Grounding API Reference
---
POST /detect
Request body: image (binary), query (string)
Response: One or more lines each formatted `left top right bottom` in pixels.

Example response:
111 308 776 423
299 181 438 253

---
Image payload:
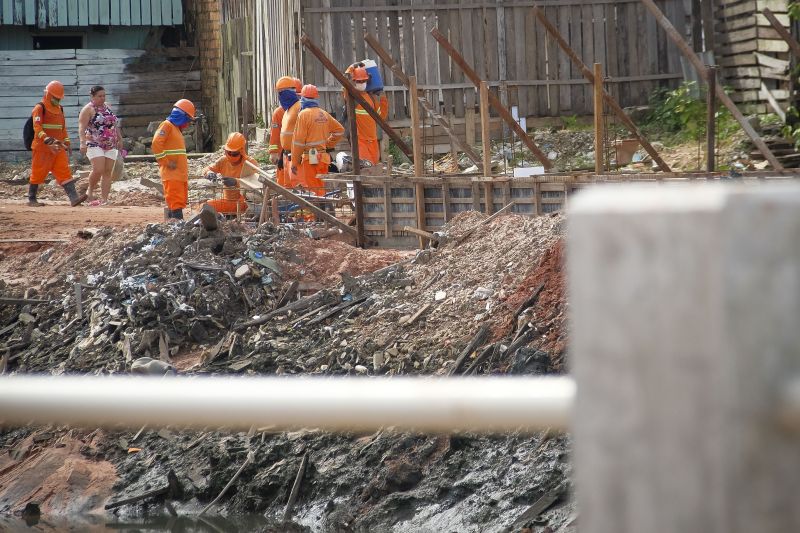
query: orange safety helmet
301 84 319 99
352 67 369 82
45 80 65 99
276 76 296 92
224 132 246 153
173 98 196 119
293 78 303 94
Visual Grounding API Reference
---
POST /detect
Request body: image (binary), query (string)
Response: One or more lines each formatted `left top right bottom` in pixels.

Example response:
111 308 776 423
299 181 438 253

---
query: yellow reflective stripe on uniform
268 144 279 150
355 109 369 115
154 149 187 159
41 123 62 129
37 131 47 138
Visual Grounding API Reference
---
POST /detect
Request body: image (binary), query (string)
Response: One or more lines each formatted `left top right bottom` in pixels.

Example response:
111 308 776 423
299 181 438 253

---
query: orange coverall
151 120 188 211
30 99 72 185
291 107 345 196
348 91 388 165
269 106 291 187
279 101 302 188
203 153 258 215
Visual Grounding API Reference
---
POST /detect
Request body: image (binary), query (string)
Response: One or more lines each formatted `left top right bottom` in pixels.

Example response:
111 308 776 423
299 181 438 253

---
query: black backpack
23 102 46 151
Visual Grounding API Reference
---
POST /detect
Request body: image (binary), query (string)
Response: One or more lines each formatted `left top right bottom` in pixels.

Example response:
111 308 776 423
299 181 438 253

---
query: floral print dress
85 104 118 150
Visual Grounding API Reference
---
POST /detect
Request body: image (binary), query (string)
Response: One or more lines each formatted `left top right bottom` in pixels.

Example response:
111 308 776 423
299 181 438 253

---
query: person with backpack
25 80 87 207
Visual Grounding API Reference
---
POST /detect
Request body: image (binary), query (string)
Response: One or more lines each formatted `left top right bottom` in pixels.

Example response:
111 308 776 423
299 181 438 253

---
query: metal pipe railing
0 375 575 433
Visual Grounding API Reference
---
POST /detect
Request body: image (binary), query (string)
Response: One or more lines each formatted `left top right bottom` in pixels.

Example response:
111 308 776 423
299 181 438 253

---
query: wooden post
569 184 800 533
271 195 279 225
638 0 784 170
465 107 476 147
301 34 414 161
431 28 553 170
593 63 604 174
346 95 365 247
706 65 717 173
531 7 671 173
258 184 269 225
409 75 426 247
364 32 482 167
480 81 492 178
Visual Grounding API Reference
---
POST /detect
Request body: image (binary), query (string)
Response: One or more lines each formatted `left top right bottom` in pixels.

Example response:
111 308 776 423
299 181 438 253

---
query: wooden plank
171 0 180 24
150 0 161 25
570 3 584 112
97 0 107 23
160 0 171 25
459 0 476 109
557 4 571 110
128 0 139 25
87 0 97 23
383 183 392 236
109 0 119 24
66 0 76 24
3 0 15 24
763 8 800 59
51 0 69 26
480 81 491 176
24 0 33 23
36 0 47 27
13 0 26 24
409 75 424 177
139 0 149 24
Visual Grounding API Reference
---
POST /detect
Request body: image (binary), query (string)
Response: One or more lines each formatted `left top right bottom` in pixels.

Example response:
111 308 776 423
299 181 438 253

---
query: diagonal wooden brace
364 32 483 167
638 0 783 170
300 34 414 162
531 6 671 173
430 27 553 170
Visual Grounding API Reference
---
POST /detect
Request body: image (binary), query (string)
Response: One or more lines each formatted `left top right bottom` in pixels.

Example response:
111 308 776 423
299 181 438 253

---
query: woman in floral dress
78 85 122 206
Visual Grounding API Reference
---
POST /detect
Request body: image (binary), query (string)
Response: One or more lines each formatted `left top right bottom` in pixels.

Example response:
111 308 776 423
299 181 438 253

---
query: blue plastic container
362 59 384 93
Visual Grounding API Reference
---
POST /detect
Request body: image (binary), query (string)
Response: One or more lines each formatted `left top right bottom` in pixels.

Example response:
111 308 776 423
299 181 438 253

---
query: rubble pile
1 210 572 532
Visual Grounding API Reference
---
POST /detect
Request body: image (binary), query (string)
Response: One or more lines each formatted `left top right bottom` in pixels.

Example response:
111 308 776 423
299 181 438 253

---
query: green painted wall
0 26 151 50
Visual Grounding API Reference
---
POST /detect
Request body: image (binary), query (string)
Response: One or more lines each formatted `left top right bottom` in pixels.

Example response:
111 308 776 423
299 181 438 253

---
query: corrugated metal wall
0 0 183 27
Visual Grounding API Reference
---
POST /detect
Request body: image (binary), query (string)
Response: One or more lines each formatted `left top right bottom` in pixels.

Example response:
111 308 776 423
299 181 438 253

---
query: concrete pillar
568 183 800 533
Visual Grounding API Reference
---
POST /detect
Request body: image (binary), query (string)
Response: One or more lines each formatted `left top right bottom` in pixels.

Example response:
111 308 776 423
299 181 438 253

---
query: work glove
44 137 61 153
205 172 220 182
222 177 237 187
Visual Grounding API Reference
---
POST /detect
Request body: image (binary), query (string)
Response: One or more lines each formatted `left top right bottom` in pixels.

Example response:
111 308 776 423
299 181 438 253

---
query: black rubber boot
63 180 87 207
27 184 45 207
169 208 184 220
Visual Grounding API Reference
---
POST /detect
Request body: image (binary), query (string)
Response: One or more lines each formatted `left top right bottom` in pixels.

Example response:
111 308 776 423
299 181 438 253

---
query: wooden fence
0 48 200 160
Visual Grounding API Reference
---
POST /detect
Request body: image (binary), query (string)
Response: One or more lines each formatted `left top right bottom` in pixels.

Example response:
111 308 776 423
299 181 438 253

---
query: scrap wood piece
244 161 358 239
456 201 517 244
364 32 482 167
283 452 309 521
234 290 334 331
139 177 165 196
105 469 183 510
638 0 783 170
464 343 497 375
0 297 50 306
511 486 565 528
402 226 440 244
512 283 546 332
301 34 414 160
530 7 671 173
448 324 491 376
275 281 299 310
199 449 255 516
760 82 787 122
430 28 552 170
404 302 432 327
763 8 800 59
307 294 370 326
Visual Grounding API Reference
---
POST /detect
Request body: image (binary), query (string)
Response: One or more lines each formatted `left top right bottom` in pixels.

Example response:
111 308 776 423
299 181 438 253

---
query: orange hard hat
352 67 369 82
224 132 246 153
173 99 196 119
301 84 319 99
276 76 296 91
45 80 65 99
293 78 303 94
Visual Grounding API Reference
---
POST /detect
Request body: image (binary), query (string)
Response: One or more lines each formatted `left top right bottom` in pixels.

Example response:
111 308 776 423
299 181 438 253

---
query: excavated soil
1 154 572 531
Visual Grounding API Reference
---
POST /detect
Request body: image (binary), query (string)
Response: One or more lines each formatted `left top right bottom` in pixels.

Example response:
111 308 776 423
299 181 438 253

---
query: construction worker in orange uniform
277 76 304 189
291 84 345 196
152 99 195 220
202 132 258 215
269 78 302 187
28 80 87 207
345 65 388 165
